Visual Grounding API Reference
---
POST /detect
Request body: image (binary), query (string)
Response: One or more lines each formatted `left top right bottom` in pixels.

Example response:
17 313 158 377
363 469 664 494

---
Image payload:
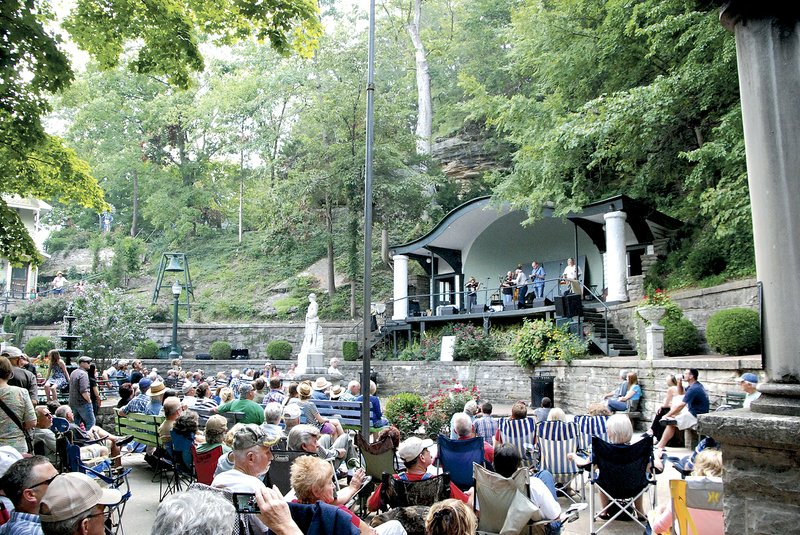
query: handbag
675 408 698 431
0 396 33 452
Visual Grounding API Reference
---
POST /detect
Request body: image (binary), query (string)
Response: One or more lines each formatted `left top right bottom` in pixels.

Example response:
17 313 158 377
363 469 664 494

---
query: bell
164 255 184 272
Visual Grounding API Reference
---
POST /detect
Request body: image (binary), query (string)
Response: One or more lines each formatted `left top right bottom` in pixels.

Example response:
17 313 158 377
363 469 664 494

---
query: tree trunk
326 203 336 296
407 0 432 156
239 143 244 244
350 280 357 319
130 169 138 237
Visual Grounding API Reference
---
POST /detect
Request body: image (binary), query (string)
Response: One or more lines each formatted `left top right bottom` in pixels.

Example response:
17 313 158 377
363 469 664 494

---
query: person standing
515 267 528 308
0 357 36 454
530 261 546 299
465 276 480 311
68 357 95 431
0 347 38 406
501 271 514 308
51 272 66 295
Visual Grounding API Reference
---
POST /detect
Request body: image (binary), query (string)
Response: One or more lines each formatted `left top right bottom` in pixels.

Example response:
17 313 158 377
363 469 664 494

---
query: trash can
530 372 555 409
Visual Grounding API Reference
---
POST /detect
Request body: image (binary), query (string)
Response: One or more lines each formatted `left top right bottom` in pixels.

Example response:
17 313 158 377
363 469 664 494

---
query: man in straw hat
39 472 122 535
310 377 331 400
146 380 166 416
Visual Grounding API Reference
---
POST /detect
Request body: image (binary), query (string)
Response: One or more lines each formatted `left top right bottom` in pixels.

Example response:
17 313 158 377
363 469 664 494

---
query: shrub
684 244 727 280
706 308 761 356
147 304 171 323
16 298 69 325
267 340 293 360
384 393 426 438
511 319 588 367
23 336 55 358
443 323 499 361
423 381 480 438
210 340 232 360
342 340 359 361
663 318 701 356
135 340 159 359
2 316 11 334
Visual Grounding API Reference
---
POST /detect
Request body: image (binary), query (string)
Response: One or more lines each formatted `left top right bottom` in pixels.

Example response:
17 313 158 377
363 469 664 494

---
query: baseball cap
0 346 22 358
397 437 434 463
205 415 228 435
282 404 301 420
137 378 152 393
0 446 23 478
78 356 92 364
232 424 281 451
182 382 195 394
39 472 122 523
737 373 759 384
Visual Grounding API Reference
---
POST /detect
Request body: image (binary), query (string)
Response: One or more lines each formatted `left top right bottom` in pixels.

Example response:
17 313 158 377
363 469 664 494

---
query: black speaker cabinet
470 305 486 314
555 294 583 318
530 298 553 308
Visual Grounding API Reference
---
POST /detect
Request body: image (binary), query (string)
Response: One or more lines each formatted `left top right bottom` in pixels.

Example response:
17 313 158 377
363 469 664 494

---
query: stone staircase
582 308 638 357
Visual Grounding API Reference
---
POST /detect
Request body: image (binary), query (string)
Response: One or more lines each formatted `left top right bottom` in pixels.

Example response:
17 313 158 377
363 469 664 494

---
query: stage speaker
555 294 583 318
470 305 486 314
530 298 553 308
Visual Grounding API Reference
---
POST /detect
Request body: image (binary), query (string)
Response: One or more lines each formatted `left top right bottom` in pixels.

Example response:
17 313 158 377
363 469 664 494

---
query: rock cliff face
431 125 510 182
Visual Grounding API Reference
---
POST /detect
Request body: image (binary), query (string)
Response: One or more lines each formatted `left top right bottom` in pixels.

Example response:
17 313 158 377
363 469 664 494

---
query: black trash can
530 372 555 409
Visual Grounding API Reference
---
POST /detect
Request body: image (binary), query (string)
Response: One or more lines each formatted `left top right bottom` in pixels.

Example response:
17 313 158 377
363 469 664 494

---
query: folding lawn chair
192 444 224 485
436 435 485 491
355 432 398 480
669 476 724 535
573 415 608 452
588 436 656 535
535 420 584 501
497 417 538 468
379 472 451 511
263 450 314 494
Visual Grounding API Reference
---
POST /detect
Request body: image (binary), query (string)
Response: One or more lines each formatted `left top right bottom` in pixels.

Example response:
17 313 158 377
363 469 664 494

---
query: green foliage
210 340 232 360
706 308 761 356
266 340 293 360
442 323 499 361
342 341 359 361
44 227 95 254
23 336 55 358
422 381 481 439
684 244 727 280
2 316 11 334
108 237 146 287
148 304 171 323
135 339 159 359
511 319 588 368
15 298 69 326
384 393 427 438
71 282 150 367
663 318 701 357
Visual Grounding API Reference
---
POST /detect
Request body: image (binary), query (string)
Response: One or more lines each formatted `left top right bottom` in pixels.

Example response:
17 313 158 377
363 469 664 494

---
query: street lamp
169 280 182 359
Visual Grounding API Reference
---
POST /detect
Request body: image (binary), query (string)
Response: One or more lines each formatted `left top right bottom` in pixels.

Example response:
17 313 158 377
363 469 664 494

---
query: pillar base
645 324 665 360
751 382 800 417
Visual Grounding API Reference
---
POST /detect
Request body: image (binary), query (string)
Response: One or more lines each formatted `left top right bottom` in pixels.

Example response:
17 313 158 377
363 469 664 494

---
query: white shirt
514 270 527 286
743 390 761 408
212 468 267 493
529 476 561 520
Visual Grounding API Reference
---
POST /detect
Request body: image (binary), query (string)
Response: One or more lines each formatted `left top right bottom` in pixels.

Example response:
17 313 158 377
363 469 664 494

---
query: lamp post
169 280 182 359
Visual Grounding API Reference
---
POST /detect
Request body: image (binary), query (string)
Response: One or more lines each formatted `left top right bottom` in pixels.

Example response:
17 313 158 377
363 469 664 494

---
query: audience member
0 456 58 533
311 377 331 400
327 358 343 377
586 403 611 417
263 377 285 406
196 415 230 455
193 382 218 413
214 384 264 425
296 383 343 438
602 370 628 400
43 350 69 404
367 437 473 511
656 368 709 450
355 381 390 428
424 499 476 535
533 397 552 423
39 472 122 535
493 443 562 527
646 374 683 441
119 378 152 415
0 356 35 453
473 402 498 445
253 377 267 405
287 424 356 473
147 381 166 416
68 356 95 431
150 487 236 535
1 347 38 406
451 412 494 463
0 446 23 514
116 383 134 409
262 403 285 438
159 397 183 447
606 371 641 412
737 373 761 408
181 383 198 409
340 381 360 402
494 401 536 466
546 408 567 422
282 404 302 434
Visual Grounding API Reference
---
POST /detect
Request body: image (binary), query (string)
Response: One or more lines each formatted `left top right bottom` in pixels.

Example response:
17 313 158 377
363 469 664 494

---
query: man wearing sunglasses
0 455 58 534
39 472 122 535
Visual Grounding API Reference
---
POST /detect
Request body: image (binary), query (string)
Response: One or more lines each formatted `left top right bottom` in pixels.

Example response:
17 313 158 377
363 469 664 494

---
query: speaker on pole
555 294 583 318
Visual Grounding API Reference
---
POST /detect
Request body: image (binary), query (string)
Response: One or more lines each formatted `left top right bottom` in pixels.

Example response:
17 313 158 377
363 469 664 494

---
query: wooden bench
723 391 745 409
313 400 387 434
115 411 166 449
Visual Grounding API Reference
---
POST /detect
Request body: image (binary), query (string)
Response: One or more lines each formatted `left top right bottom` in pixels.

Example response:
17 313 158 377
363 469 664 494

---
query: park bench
313 400 387 434
115 411 166 449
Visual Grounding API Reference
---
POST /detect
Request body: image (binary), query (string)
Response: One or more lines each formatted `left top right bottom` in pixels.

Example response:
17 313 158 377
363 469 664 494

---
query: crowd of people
0 342 744 535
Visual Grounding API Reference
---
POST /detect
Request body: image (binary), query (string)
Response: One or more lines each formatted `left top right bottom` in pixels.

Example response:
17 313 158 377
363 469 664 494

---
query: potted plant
637 288 670 326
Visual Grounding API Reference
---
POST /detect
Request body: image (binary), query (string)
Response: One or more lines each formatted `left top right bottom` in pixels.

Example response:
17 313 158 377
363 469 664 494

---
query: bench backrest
313 400 376 427
116 411 165 448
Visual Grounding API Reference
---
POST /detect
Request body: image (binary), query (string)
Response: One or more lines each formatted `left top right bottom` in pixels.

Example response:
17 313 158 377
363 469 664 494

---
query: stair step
615 350 639 357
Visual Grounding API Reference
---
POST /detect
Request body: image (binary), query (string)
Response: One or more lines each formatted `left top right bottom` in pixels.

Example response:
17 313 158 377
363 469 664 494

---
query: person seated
367 437 473 512
296 382 344 438
311 377 332 400
473 402 499 445
546 408 567 422
261 402 285 438
451 412 494 464
603 370 629 400
533 397 552 423
355 380 390 429
567 414 663 519
340 381 360 402
327 358 344 377
493 401 537 466
197 414 230 459
53 405 132 465
287 424 356 474
586 403 611 417
290 454 395 535
493 443 562 529
282 404 302 434
213 383 264 425
425 499 477 535
648 449 723 535
213 423 246 477
607 372 641 413
656 368 709 450
737 373 761 408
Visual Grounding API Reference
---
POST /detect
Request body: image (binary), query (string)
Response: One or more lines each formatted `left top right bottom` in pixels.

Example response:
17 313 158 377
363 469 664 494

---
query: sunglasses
27 473 59 490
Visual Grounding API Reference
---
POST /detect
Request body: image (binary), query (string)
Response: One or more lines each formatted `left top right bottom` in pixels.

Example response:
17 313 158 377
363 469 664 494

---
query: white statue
297 293 324 374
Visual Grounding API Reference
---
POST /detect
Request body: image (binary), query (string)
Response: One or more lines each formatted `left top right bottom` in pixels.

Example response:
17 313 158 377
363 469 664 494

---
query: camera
232 493 260 514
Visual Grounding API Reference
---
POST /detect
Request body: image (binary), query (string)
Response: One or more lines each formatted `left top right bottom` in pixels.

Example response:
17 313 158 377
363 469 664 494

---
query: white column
392 254 409 320
603 211 629 302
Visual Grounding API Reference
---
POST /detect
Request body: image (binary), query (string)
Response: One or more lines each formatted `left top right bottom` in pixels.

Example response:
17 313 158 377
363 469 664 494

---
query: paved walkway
117 440 692 535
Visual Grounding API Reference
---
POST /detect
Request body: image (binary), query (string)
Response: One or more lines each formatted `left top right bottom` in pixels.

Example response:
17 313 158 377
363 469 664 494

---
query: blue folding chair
535 421 584 502
496 417 538 467
436 435 485 491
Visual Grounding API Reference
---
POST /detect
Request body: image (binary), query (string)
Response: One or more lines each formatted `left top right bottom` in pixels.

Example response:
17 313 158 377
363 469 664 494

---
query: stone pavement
117 441 692 535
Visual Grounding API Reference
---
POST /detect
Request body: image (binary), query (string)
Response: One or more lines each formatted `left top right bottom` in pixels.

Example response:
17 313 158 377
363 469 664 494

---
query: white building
1 195 52 299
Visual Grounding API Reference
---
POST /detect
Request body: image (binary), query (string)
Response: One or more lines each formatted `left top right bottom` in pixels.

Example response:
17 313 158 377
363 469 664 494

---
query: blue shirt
629 384 642 401
0 511 43 535
355 395 383 423
683 382 710 416
474 416 498 444
121 393 149 415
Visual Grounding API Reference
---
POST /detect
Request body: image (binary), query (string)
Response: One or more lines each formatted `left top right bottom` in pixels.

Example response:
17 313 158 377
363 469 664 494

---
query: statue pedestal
645 324 665 359
297 348 325 376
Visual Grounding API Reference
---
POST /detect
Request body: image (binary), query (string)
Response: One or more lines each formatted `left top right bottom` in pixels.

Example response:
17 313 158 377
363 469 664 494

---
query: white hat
398 437 434 463
0 446 23 477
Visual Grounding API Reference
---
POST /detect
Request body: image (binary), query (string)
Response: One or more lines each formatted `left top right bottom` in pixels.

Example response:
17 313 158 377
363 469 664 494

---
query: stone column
392 254 409 320
603 211 629 302
699 6 800 535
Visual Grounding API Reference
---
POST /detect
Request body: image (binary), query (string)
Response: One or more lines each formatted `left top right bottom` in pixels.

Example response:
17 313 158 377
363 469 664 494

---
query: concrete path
117 441 692 535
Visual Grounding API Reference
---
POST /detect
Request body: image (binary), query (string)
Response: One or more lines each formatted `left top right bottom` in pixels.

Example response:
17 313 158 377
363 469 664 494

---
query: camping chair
355 433 398 480
669 477 724 535
535 421 584 501
221 411 246 429
436 435 485 491
496 417 538 468
263 450 314 494
473 463 585 535
588 437 656 535
194 406 214 427
165 430 197 497
379 472 451 511
573 415 609 452
192 445 223 485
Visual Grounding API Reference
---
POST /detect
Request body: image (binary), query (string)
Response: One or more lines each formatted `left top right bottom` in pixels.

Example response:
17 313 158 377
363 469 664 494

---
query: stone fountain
59 303 82 367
